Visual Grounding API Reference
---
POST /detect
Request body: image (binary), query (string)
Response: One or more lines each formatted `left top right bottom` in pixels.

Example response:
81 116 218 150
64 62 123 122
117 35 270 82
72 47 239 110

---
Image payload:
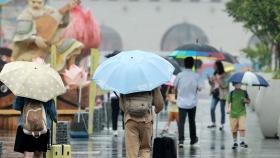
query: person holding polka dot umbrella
0 60 66 157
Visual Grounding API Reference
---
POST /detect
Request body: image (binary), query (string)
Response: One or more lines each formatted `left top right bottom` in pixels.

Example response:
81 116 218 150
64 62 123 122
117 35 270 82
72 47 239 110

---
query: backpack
124 92 153 118
22 101 47 138
230 90 248 103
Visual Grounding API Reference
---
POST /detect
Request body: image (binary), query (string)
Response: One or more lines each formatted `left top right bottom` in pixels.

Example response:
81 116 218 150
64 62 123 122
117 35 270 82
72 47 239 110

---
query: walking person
174 57 202 148
162 86 179 134
110 91 124 136
13 96 57 158
119 88 164 158
207 61 229 130
227 83 250 149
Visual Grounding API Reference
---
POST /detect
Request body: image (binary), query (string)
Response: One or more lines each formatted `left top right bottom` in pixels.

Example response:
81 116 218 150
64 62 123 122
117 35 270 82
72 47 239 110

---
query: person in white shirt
174 57 201 148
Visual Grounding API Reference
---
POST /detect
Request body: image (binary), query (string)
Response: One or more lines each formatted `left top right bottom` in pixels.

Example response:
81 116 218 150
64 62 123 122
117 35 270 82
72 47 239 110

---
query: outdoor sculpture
11 0 82 71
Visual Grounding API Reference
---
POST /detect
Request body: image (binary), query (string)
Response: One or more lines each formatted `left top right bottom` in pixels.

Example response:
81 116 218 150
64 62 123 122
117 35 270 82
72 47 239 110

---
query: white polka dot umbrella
0 61 66 102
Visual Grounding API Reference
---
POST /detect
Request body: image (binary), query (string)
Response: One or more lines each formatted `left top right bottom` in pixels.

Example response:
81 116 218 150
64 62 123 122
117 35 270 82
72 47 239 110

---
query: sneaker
178 143 184 148
190 137 199 145
113 130 118 137
207 124 216 128
240 142 248 148
219 126 224 131
232 143 238 149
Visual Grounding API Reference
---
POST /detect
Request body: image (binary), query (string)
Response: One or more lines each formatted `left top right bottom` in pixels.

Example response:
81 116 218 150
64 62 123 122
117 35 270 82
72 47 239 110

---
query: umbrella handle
113 91 119 99
77 81 82 122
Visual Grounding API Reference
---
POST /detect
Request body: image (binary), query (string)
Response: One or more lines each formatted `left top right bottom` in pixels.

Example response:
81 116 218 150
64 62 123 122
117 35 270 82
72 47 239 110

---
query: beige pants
230 116 246 132
125 120 153 158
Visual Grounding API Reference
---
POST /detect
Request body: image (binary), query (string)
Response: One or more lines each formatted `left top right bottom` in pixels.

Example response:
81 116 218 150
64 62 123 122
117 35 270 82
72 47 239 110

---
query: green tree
242 43 270 70
226 0 280 69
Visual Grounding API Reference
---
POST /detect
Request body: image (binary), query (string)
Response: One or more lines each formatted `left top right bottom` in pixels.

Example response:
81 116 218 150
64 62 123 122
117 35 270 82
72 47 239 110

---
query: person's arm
59 0 80 15
244 91 251 104
153 88 164 114
12 96 25 111
47 100 57 123
226 94 231 114
167 94 176 104
119 94 125 112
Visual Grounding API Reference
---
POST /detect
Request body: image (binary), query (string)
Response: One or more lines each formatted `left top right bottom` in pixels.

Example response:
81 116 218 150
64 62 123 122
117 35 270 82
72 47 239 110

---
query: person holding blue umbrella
226 82 250 150
226 71 268 150
93 50 174 158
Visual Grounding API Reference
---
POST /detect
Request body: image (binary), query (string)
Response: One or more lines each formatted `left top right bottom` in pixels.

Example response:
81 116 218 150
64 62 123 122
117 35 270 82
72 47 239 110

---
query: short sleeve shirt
227 89 249 118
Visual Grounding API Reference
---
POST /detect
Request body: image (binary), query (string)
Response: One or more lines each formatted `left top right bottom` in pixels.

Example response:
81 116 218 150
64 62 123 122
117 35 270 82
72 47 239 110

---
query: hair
167 86 176 94
214 60 225 75
25 98 42 105
232 82 240 86
184 57 194 69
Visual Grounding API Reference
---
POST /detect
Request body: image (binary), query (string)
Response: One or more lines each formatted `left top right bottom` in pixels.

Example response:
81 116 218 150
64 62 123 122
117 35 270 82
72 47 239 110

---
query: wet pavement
1 89 280 158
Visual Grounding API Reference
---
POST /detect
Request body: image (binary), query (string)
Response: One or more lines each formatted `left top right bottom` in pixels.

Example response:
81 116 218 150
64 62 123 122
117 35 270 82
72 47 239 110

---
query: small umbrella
93 50 175 94
169 43 224 60
228 71 269 87
0 61 66 102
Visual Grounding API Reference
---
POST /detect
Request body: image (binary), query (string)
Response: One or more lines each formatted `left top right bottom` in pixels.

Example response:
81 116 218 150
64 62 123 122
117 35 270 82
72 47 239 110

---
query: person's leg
230 117 238 149
187 107 198 144
139 122 153 158
178 108 187 145
220 100 226 130
175 112 180 133
121 111 125 130
23 152 33 158
125 120 140 158
208 97 219 128
34 151 43 158
238 116 248 148
111 98 119 132
163 112 173 132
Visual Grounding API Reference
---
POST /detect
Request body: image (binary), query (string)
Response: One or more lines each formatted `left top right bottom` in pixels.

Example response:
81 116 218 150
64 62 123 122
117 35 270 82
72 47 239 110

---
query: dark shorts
14 126 50 153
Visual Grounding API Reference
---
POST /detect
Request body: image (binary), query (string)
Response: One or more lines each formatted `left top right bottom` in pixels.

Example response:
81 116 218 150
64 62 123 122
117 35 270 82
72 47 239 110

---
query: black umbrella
176 43 218 52
105 50 121 58
163 57 182 75
222 52 238 64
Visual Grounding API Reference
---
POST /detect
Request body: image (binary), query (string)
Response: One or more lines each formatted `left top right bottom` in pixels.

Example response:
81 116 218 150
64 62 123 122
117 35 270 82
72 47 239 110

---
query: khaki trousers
125 120 153 158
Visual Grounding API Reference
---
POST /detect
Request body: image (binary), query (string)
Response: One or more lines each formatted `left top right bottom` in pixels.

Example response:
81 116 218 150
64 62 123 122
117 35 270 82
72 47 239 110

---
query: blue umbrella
228 71 269 87
0 0 9 5
93 50 175 94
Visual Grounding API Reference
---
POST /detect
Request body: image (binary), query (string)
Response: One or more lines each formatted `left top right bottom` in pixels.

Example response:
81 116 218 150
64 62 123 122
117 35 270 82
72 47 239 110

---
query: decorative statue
11 0 82 71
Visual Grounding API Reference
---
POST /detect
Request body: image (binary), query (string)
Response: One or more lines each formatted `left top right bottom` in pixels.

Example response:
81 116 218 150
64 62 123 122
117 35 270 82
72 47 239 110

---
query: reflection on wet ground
1 92 280 158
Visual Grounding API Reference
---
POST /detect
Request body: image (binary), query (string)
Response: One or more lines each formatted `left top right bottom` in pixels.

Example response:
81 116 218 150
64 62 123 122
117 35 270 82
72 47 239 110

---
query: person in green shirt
226 82 250 150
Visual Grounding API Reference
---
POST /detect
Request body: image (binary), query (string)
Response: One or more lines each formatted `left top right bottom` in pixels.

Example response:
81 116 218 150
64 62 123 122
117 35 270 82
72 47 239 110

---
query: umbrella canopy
105 50 121 58
170 43 224 60
222 52 238 64
176 43 218 52
0 0 9 5
163 57 181 75
0 61 66 102
228 71 269 87
93 50 175 94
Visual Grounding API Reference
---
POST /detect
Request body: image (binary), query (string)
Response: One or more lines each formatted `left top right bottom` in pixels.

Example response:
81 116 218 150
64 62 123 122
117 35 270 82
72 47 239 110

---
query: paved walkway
1 89 280 158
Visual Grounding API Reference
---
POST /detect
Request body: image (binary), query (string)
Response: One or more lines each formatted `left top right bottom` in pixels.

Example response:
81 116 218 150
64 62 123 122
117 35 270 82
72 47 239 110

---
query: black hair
184 57 194 69
214 60 225 75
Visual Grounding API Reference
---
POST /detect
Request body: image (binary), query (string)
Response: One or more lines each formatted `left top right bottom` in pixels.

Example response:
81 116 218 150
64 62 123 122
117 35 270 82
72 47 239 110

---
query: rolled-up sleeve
153 88 164 114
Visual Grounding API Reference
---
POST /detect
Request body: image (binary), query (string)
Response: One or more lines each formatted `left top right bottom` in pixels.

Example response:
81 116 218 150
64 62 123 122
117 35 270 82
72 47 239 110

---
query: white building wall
50 0 252 55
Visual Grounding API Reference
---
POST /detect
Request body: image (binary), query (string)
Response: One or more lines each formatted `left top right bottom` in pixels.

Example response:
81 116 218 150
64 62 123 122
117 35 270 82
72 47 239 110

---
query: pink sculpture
63 64 90 90
62 5 101 49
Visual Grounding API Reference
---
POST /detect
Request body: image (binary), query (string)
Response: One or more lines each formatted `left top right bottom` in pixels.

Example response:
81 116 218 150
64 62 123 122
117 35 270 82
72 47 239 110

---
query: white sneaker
113 130 118 137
